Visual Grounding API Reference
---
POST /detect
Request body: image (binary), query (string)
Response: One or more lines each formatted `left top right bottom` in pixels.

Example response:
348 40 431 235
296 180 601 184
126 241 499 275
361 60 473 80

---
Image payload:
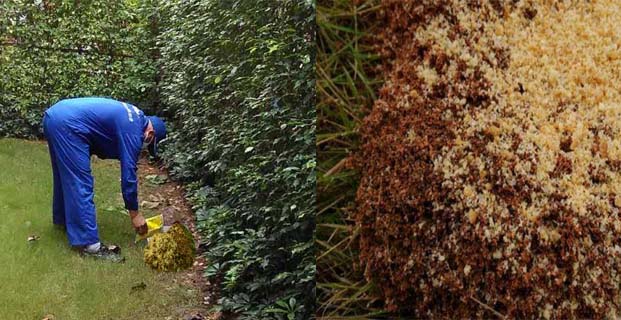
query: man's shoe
80 244 125 263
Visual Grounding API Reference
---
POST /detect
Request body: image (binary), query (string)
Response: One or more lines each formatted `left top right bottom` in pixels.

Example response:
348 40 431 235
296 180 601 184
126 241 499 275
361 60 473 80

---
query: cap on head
147 116 167 157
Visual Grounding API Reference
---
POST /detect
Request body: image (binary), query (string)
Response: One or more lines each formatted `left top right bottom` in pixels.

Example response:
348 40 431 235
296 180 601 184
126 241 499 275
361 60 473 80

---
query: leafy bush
0 0 157 138
156 0 316 319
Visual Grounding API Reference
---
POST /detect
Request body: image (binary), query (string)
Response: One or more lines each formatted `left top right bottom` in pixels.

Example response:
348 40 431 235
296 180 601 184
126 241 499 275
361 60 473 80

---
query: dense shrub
157 0 316 319
0 0 157 138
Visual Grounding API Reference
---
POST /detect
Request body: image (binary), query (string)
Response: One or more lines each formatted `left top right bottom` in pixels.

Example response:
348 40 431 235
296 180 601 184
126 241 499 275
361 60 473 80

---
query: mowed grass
0 138 197 320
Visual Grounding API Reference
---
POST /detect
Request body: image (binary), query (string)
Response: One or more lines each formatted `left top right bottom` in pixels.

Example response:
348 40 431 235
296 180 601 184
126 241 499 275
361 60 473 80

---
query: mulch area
137 156 222 320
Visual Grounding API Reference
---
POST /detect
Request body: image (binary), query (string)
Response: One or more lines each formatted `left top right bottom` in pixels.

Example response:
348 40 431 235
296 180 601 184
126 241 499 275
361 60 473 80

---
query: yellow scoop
135 214 165 243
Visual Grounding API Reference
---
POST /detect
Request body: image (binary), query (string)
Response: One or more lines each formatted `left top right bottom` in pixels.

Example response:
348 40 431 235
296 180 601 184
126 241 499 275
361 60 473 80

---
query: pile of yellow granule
144 223 195 272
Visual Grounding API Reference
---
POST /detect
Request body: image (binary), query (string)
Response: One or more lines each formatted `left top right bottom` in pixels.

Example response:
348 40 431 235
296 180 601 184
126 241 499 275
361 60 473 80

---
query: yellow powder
437 0 621 220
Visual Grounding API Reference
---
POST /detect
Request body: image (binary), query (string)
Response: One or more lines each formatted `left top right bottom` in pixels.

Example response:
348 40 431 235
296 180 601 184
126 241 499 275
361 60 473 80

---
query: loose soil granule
144 223 195 272
354 0 621 318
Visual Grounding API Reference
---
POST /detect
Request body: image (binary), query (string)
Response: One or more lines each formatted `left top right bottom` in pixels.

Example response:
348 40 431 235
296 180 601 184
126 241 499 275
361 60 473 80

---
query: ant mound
355 1 621 318
144 223 195 272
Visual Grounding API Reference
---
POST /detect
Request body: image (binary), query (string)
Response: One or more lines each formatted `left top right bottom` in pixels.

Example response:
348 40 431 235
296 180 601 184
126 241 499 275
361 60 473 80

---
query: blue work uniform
42 97 147 246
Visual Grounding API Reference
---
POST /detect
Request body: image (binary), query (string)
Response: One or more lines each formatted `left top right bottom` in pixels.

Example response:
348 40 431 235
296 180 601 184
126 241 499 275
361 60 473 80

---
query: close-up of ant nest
354 0 621 318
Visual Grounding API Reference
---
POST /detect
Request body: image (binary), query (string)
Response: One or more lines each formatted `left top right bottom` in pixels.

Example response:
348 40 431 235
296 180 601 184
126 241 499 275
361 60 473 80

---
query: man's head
144 116 167 157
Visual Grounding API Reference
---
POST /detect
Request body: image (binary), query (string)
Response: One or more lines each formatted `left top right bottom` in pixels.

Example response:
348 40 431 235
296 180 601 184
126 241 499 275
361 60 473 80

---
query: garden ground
0 138 214 320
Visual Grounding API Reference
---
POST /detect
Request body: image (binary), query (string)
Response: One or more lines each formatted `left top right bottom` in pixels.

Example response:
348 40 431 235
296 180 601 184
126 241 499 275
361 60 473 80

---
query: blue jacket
45 97 147 211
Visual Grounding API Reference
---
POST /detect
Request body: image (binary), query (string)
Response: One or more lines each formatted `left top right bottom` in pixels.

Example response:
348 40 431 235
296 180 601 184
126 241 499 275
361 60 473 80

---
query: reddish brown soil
353 1 621 318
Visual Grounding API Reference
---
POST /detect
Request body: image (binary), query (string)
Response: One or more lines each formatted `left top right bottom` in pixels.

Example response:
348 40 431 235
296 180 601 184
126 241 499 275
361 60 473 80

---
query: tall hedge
157 1 316 318
0 0 157 138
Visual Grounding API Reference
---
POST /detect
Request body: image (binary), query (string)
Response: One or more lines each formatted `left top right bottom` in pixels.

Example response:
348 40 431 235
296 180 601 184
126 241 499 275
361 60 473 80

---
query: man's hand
129 210 148 235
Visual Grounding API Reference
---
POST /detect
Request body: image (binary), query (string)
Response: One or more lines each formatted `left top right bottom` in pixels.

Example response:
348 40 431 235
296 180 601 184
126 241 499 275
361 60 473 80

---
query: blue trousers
43 113 99 246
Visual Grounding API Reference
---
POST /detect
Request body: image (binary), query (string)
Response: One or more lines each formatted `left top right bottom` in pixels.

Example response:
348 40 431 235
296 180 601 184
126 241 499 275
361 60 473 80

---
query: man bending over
43 97 167 262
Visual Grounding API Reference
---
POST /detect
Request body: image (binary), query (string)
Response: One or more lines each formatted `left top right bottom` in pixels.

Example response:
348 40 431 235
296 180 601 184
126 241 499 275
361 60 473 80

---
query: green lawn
0 138 198 320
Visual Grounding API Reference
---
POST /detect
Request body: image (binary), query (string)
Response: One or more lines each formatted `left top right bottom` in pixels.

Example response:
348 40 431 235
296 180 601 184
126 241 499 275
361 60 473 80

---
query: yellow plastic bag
135 214 164 243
